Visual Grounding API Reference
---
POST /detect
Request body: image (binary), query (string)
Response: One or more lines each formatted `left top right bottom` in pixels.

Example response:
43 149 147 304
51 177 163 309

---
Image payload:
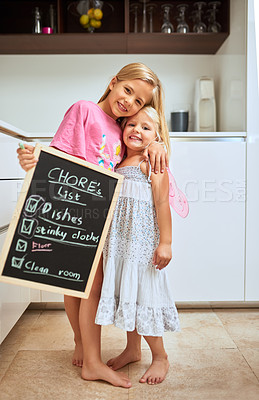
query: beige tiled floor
0 308 259 400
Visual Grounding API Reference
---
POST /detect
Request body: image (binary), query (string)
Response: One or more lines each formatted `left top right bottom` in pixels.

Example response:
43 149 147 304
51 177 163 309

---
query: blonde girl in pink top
17 62 169 388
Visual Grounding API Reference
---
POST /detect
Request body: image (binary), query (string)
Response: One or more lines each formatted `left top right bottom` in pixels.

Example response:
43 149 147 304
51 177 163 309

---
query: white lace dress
95 163 180 336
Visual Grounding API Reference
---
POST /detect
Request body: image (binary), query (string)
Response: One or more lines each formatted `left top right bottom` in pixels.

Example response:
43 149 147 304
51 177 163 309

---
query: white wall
0 0 246 134
215 0 247 132
0 54 214 133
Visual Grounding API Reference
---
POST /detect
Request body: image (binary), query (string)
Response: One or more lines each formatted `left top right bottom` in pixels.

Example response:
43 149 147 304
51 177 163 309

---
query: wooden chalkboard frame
0 144 124 299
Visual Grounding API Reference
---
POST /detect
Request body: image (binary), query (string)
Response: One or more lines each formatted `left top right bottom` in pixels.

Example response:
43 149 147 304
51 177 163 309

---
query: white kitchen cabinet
0 180 23 227
0 134 29 343
0 135 26 179
0 231 30 343
168 139 246 302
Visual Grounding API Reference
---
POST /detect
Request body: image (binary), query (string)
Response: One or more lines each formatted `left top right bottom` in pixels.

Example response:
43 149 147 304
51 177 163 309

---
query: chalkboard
0 144 123 298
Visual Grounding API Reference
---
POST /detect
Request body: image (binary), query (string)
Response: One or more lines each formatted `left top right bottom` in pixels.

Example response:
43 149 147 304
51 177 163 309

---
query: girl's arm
143 142 169 175
150 169 172 270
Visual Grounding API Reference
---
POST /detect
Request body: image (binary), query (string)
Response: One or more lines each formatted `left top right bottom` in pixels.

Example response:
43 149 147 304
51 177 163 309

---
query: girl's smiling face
107 78 154 119
123 109 157 151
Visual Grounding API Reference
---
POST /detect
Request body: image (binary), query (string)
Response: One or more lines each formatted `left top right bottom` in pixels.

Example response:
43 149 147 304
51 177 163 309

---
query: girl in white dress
95 106 180 385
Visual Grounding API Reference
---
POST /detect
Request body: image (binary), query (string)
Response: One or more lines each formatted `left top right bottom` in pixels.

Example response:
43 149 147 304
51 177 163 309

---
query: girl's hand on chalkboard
143 142 169 175
17 144 38 171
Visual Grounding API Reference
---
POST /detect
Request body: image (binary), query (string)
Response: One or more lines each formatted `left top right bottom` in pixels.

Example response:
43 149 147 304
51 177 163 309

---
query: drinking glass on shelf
130 2 140 33
161 4 174 34
139 0 149 33
207 1 221 33
147 3 157 33
193 1 207 33
176 4 189 33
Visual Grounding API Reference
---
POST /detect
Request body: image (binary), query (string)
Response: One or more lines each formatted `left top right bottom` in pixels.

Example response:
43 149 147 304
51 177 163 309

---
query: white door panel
168 140 246 301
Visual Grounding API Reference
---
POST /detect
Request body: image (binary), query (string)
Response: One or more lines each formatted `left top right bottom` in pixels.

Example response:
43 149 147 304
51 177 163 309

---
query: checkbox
24 195 44 217
11 256 25 269
15 239 28 252
20 218 35 236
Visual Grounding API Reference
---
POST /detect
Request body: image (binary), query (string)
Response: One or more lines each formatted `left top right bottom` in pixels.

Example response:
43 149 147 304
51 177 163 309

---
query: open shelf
0 0 230 54
0 32 229 55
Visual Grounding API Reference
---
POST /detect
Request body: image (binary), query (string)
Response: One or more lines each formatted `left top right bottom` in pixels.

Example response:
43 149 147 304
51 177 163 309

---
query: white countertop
169 131 247 138
0 119 247 140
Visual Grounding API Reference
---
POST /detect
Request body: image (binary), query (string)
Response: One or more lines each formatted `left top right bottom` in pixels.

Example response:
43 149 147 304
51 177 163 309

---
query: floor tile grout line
212 309 240 349
16 310 44 352
0 353 17 384
212 309 259 352
212 309 259 383
0 369 8 385
239 349 259 384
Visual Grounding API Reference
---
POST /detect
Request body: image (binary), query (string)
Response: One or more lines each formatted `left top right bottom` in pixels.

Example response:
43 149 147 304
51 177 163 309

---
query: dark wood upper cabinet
0 0 230 54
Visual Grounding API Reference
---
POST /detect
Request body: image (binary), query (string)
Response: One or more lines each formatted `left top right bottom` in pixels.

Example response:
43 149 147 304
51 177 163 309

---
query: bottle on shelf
49 4 57 33
32 6 42 34
42 4 56 35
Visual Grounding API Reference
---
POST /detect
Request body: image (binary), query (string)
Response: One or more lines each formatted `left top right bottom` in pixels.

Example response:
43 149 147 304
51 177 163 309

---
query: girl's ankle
126 345 141 354
152 352 168 361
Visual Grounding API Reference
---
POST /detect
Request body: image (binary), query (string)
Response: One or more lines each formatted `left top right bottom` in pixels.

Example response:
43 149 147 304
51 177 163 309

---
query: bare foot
72 341 83 367
139 355 169 385
81 361 132 388
107 348 141 370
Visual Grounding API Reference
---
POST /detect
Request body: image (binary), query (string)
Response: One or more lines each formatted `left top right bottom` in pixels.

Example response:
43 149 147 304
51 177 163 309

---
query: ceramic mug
171 110 189 132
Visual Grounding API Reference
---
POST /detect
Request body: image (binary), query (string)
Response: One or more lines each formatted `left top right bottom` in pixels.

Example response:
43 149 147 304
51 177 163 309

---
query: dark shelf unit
0 0 230 54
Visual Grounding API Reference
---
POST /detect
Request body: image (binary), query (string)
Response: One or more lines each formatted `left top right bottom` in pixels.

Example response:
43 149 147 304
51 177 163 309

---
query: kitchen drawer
0 180 23 227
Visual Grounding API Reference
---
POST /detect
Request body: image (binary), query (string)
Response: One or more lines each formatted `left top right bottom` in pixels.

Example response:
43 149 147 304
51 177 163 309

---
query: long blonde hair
121 105 170 154
98 62 170 154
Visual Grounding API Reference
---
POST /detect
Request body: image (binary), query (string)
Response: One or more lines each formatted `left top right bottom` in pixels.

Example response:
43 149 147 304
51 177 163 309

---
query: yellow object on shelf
79 14 89 26
94 8 103 20
87 7 95 19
